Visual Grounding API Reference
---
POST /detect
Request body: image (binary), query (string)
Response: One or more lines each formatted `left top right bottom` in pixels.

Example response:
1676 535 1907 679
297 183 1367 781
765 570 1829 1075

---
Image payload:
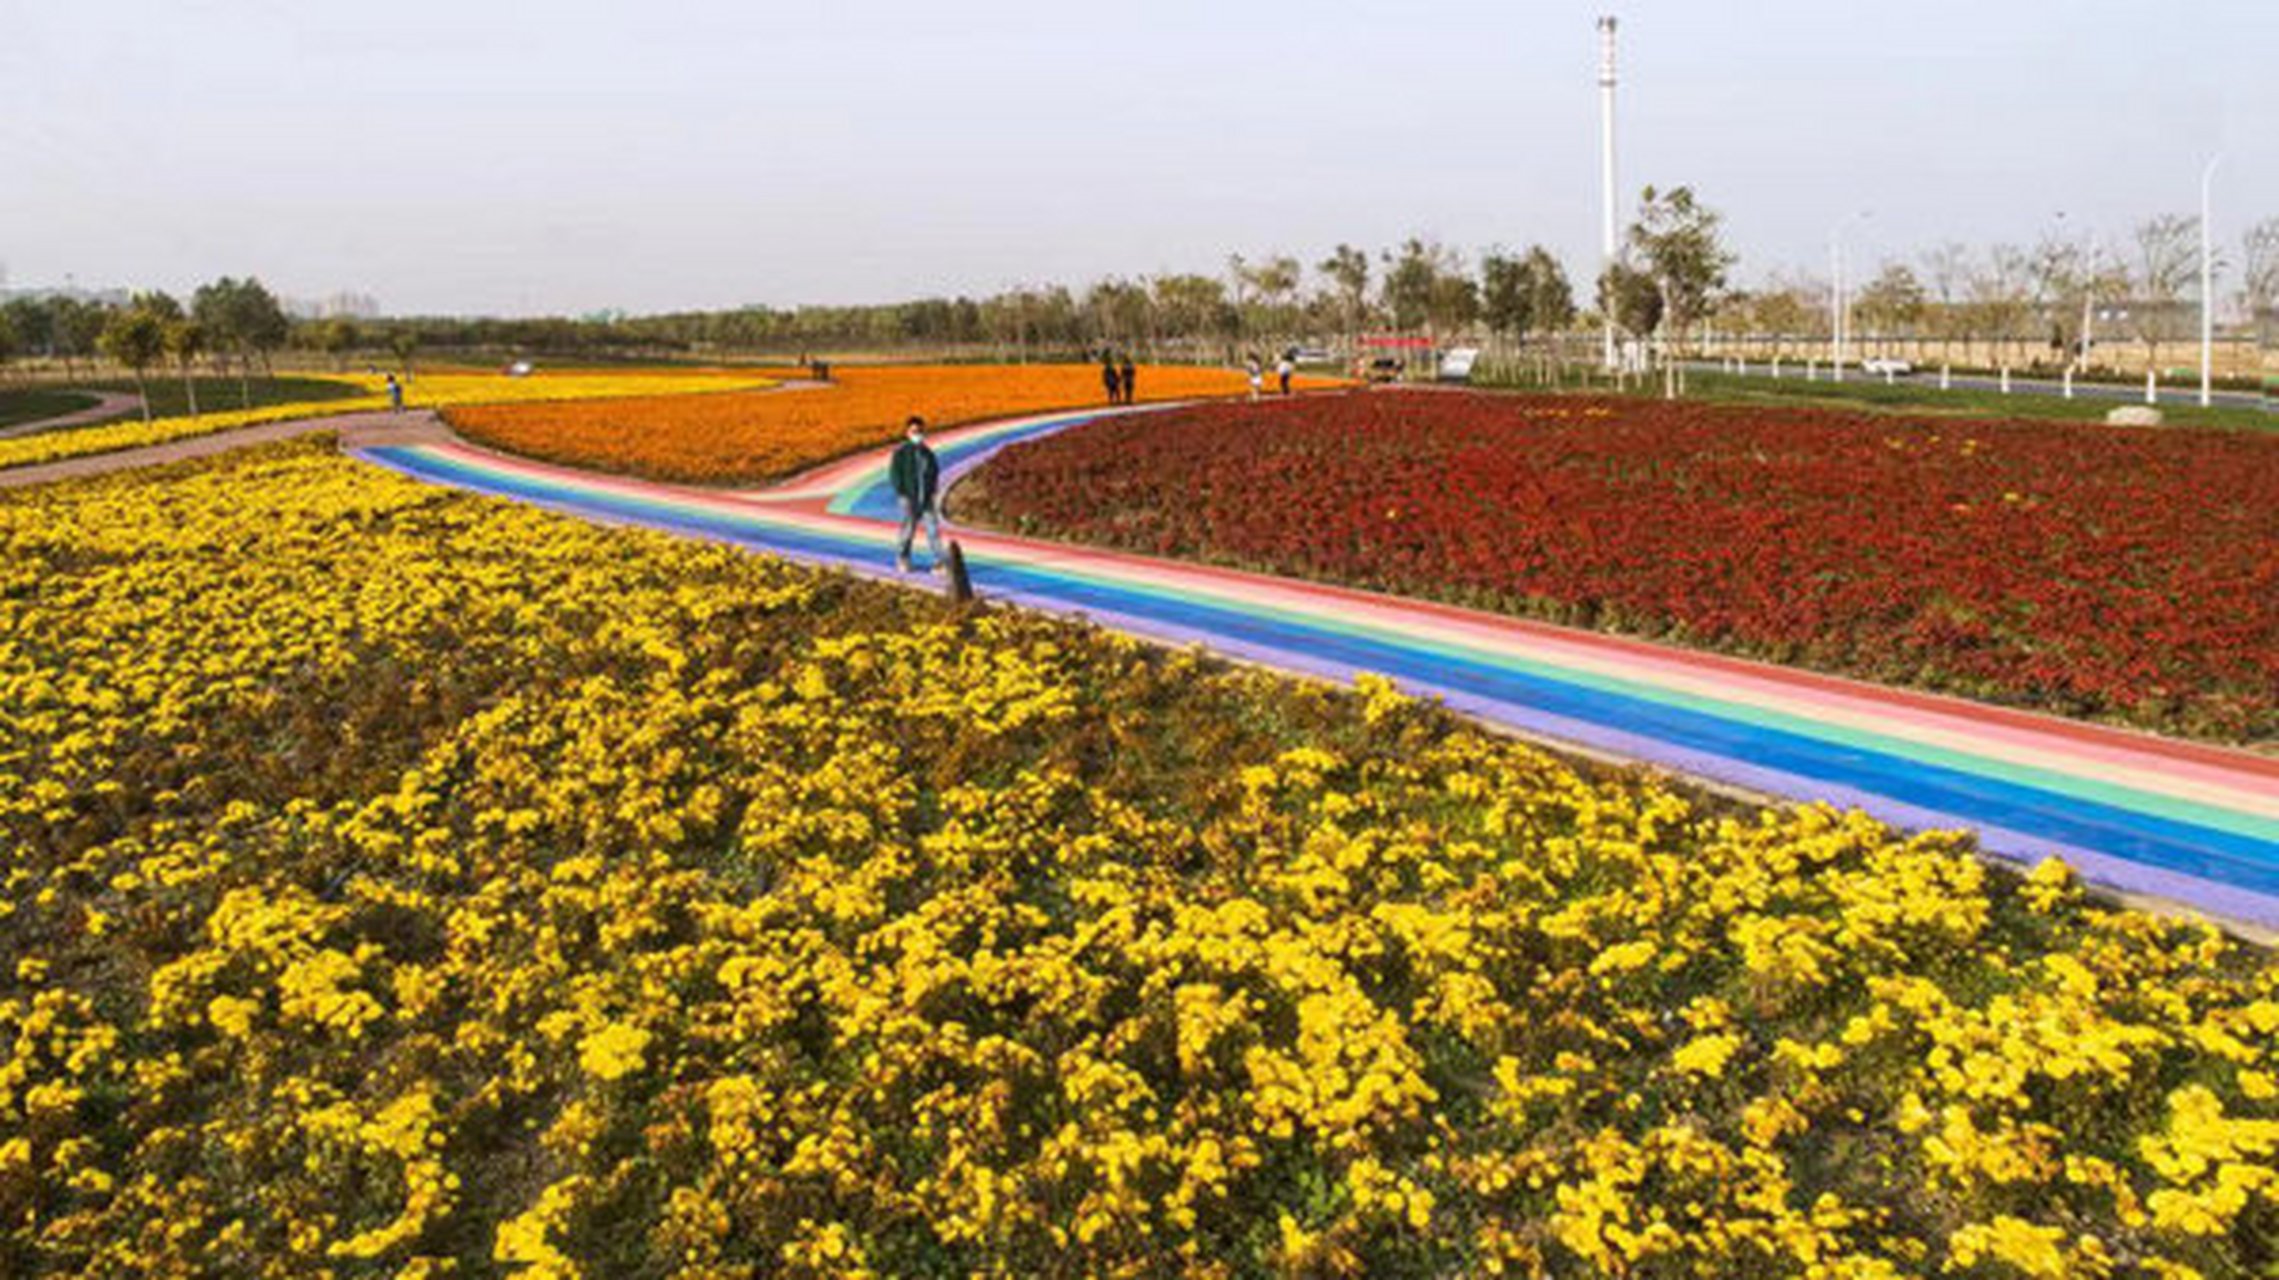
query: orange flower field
446 363 1344 484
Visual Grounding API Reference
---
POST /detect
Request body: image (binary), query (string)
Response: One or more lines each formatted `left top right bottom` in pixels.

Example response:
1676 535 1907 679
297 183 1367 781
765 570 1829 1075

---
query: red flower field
956 391 2279 742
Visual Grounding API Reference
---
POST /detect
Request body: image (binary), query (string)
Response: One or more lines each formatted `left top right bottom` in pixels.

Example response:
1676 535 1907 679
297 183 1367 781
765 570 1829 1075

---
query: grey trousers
897 496 943 564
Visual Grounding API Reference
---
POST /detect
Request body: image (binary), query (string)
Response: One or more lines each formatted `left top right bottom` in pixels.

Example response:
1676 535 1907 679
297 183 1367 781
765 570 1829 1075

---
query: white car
1860 357 1912 377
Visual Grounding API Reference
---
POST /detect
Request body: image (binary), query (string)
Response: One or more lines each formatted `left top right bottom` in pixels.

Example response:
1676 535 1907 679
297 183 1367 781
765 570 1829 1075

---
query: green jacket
890 439 940 504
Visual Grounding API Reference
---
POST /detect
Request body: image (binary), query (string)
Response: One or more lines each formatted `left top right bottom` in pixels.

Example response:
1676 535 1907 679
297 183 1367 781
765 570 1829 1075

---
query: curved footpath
0 409 433 489
343 402 2279 936
0 391 145 440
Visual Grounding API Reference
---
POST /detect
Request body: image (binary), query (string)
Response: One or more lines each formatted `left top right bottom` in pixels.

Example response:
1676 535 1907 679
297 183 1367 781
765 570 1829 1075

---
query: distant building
285 291 382 321
322 291 380 319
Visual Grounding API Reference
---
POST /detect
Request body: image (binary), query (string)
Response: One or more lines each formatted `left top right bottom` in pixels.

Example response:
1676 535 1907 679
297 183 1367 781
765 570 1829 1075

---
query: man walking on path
1276 352 1295 396
1118 352 1137 404
890 415 944 574
1101 352 1122 405
386 373 404 412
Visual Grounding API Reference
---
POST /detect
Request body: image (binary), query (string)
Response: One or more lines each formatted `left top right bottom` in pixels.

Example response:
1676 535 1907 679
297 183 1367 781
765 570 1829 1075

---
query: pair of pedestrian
1100 351 1139 405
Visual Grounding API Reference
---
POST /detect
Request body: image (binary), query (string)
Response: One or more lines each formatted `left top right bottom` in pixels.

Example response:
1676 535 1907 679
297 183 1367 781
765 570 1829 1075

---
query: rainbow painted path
355 405 2279 930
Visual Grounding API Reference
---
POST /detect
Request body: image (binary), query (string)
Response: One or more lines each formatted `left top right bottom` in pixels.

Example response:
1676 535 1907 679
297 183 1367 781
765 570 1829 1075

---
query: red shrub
958 391 2279 741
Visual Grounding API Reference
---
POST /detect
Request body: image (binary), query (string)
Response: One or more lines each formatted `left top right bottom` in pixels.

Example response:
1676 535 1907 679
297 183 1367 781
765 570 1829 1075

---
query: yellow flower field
0 391 387 469
0 368 777 472
336 367 781 410
1 443 2275 1277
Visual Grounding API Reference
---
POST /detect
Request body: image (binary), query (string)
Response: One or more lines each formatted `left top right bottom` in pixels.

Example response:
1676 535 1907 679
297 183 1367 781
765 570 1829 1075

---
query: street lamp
1598 16 1620 372
2202 154 2222 408
1829 210 1871 379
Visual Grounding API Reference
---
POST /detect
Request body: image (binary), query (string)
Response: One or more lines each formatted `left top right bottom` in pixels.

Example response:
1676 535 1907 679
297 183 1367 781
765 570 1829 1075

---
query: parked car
1860 357 1913 377
1359 355 1405 383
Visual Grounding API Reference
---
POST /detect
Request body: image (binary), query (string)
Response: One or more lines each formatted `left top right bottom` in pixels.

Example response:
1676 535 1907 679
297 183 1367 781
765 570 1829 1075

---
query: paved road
351 403 2279 937
1685 360 2271 412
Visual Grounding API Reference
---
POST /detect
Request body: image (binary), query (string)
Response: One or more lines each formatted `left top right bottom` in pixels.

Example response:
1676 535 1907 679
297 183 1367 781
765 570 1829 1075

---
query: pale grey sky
3 0 2271 315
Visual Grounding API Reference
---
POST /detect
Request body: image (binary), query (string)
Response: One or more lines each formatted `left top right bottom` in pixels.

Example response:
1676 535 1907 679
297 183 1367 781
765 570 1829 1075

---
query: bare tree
1969 244 2033 367
1921 242 1972 363
2027 232 2086 361
2123 214 2198 370
2242 217 2279 344
2037 233 2131 368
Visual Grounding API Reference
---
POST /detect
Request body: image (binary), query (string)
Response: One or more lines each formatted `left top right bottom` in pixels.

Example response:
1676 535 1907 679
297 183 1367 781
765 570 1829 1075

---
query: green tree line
9 192 2268 383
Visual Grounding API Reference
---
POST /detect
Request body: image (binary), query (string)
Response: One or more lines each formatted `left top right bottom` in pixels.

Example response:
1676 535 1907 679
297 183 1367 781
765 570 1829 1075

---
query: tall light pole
1598 16 1619 371
1829 231 1842 378
2202 154 2222 408
1829 210 1869 378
